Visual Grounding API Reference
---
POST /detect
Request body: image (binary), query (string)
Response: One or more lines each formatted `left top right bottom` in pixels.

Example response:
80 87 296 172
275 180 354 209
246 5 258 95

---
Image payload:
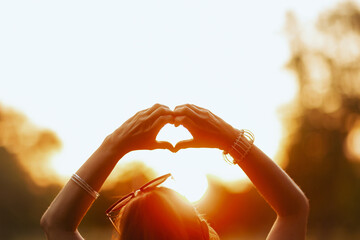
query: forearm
41 104 174 239
236 144 309 217
172 104 308 238
41 136 126 235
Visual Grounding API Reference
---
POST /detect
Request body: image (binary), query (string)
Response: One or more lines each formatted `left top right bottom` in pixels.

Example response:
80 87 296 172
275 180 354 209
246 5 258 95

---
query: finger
174 103 203 113
188 104 219 120
189 104 209 114
174 115 184 127
146 103 171 116
174 103 188 111
174 104 214 122
152 140 174 151
130 108 148 121
174 116 197 131
174 103 193 113
147 106 174 123
173 139 201 152
173 105 199 119
151 115 174 133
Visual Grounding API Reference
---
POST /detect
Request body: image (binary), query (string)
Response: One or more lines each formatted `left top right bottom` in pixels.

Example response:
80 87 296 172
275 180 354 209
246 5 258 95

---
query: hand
106 104 175 155
173 104 239 152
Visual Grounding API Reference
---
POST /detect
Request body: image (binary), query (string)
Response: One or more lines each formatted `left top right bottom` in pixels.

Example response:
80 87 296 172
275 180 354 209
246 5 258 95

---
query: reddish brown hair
114 187 219 240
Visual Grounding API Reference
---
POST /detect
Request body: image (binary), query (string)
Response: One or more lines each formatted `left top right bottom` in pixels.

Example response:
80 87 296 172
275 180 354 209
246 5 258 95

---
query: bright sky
0 0 348 201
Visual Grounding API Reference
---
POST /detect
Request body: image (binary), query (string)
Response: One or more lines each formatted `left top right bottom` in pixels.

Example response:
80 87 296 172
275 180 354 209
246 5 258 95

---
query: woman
41 104 309 240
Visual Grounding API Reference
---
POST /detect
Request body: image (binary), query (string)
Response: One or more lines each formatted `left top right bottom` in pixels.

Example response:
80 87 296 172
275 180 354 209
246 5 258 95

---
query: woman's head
114 187 219 240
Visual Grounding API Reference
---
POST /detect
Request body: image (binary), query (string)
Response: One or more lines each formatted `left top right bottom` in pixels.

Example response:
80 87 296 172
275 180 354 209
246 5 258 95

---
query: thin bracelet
223 129 255 165
71 173 100 199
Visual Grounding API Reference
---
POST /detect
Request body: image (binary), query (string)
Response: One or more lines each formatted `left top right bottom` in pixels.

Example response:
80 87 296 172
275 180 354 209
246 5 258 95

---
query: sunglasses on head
105 173 172 233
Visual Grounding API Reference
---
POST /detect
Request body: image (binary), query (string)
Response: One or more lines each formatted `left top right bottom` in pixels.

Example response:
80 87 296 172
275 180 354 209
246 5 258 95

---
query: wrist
223 129 255 164
223 127 242 151
101 133 129 160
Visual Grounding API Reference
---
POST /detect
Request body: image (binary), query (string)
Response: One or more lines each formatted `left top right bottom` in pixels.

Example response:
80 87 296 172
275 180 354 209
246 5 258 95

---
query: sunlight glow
346 120 360 162
50 152 77 180
163 171 209 203
156 124 193 147
2 0 332 200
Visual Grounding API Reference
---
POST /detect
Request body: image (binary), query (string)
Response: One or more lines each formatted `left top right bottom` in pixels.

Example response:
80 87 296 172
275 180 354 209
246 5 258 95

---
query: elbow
296 193 310 218
40 211 51 233
290 192 310 219
278 191 310 219
40 211 63 239
40 209 59 236
40 207 82 240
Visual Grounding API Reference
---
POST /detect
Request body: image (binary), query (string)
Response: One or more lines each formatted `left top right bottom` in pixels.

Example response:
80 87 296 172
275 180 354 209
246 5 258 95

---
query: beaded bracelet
223 129 255 165
71 173 100 199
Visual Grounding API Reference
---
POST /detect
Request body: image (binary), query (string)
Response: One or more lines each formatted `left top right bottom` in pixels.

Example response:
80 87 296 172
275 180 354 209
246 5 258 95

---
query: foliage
282 2 360 238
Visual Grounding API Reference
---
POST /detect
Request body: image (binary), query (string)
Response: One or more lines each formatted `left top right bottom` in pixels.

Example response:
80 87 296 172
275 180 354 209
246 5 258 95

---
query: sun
163 170 209 203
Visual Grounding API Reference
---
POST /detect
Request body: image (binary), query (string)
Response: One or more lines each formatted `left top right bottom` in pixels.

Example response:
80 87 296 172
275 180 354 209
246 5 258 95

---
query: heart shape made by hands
156 124 193 148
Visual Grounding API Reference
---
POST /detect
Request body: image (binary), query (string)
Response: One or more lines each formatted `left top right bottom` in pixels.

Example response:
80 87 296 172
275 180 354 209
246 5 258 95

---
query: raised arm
173 104 309 240
40 104 174 240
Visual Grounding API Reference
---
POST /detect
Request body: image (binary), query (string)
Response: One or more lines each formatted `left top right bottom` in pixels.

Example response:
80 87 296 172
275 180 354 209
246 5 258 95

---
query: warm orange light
156 124 193 147
156 124 209 201
346 120 360 162
163 171 209 202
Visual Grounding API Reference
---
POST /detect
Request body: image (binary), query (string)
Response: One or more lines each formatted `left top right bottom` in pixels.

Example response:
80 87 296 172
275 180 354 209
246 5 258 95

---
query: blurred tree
281 2 360 239
0 147 62 239
0 106 62 239
0 105 62 185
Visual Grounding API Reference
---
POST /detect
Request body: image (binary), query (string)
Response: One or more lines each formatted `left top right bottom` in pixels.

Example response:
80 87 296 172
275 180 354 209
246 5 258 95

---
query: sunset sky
0 0 348 201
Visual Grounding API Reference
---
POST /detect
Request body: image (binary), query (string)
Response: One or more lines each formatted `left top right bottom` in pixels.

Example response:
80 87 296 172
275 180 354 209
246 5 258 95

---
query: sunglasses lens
107 194 133 215
142 173 172 190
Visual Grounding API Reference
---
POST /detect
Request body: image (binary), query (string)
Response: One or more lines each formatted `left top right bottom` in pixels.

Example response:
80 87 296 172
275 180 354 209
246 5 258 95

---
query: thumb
173 139 198 152
154 140 174 152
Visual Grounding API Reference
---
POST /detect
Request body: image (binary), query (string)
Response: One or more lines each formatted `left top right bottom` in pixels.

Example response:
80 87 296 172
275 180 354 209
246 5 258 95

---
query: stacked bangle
223 129 255 165
71 173 100 199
